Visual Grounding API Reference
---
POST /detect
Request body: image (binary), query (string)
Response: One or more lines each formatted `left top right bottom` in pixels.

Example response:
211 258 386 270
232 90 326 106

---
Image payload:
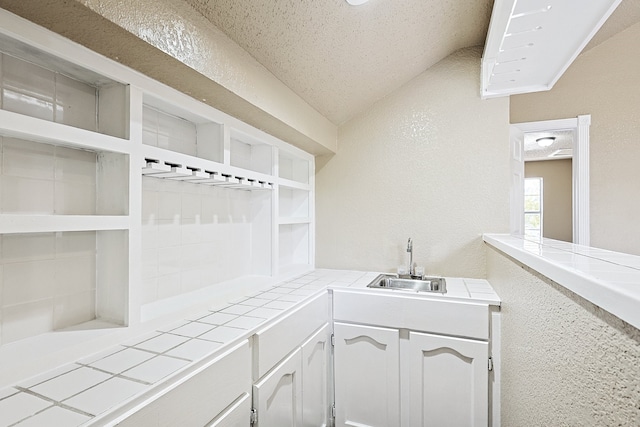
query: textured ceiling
524 130 573 161
183 0 494 125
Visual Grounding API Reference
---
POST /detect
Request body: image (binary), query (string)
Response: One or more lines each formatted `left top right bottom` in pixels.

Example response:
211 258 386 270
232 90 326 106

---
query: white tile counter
484 233 640 330
0 269 499 426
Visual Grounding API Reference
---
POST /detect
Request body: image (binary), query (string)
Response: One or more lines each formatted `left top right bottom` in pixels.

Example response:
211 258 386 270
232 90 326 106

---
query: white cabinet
252 324 331 427
301 324 330 427
409 332 488 427
114 341 252 427
253 348 303 427
251 293 330 427
332 289 495 427
206 393 251 427
333 322 400 427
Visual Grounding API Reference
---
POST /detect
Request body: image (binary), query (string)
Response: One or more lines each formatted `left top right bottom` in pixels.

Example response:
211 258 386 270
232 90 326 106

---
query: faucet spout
406 238 413 276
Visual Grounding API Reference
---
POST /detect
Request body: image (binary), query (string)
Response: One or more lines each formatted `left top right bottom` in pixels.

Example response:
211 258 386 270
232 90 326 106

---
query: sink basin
367 274 447 293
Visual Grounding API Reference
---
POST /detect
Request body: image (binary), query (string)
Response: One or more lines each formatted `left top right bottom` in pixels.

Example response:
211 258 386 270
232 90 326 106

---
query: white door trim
511 115 590 245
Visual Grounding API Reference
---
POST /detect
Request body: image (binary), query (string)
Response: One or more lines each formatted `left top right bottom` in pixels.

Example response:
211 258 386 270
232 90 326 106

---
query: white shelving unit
0 10 315 354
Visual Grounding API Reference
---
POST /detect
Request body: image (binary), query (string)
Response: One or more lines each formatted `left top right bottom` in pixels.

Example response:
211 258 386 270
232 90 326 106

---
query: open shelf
143 103 224 163
0 230 128 345
279 223 311 271
0 215 129 234
0 136 129 216
0 34 128 139
0 12 314 359
230 129 274 175
279 150 310 184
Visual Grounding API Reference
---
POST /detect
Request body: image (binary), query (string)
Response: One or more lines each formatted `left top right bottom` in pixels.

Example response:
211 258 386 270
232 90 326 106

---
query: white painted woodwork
512 116 591 244
206 393 251 427
0 10 315 350
510 126 525 236
252 347 303 427
408 331 488 427
301 324 330 427
482 0 622 98
332 290 490 340
253 293 328 379
333 322 400 427
110 341 251 427
574 115 591 246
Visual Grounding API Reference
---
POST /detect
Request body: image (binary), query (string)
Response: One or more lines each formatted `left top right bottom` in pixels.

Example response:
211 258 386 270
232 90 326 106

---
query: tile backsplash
141 177 258 304
1 53 97 131
0 137 97 215
0 231 97 344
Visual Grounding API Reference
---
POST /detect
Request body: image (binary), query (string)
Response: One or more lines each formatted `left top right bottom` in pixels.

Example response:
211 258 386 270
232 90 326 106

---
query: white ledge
484 234 640 330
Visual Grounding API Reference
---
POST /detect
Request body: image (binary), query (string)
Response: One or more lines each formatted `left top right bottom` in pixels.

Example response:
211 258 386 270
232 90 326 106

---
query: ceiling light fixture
346 0 370 5
536 136 555 147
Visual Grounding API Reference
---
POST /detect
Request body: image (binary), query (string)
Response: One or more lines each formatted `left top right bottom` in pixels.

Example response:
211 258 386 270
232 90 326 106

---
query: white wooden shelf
278 217 312 225
278 178 311 192
0 109 131 155
0 215 130 234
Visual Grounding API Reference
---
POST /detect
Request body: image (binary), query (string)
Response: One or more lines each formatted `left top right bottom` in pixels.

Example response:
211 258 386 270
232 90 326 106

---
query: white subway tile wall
1 54 96 130
0 137 97 215
141 176 254 304
0 231 97 344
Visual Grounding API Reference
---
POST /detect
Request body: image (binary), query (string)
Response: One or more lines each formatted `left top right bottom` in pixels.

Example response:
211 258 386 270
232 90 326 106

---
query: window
524 177 543 239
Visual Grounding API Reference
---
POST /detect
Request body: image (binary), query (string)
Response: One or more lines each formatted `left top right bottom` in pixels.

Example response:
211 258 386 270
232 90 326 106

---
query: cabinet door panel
206 393 251 426
409 332 488 427
253 347 303 427
334 322 400 427
301 324 330 427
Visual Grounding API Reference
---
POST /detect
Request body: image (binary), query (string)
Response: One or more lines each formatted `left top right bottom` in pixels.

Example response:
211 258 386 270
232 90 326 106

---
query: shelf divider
0 109 131 154
0 215 130 234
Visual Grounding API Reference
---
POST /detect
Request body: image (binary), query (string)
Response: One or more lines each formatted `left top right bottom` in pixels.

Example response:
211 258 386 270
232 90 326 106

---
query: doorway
510 115 591 245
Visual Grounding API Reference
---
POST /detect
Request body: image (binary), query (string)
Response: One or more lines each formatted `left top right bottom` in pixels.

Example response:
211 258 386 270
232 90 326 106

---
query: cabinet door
253 347 303 427
301 324 330 427
409 331 488 426
334 322 400 427
206 393 251 426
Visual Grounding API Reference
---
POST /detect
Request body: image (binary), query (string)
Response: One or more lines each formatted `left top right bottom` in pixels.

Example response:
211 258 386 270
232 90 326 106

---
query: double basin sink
367 273 447 293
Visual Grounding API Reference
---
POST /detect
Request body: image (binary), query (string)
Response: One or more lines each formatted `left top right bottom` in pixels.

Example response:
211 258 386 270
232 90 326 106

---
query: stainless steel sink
367 274 447 293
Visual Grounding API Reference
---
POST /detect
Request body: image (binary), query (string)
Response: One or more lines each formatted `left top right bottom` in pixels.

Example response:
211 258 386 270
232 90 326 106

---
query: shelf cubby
143 100 224 164
279 150 310 184
230 129 274 175
279 223 311 272
0 229 128 345
0 33 128 139
279 187 310 221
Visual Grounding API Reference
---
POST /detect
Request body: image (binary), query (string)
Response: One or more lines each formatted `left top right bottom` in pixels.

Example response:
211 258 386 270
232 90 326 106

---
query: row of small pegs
142 158 274 190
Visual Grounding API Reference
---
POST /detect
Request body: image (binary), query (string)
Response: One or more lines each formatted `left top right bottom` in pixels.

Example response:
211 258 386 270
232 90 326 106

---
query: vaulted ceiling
183 0 640 126
183 0 494 125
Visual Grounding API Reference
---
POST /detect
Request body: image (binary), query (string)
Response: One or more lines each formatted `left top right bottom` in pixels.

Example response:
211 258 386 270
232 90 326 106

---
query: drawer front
332 290 489 340
112 340 251 427
253 292 329 379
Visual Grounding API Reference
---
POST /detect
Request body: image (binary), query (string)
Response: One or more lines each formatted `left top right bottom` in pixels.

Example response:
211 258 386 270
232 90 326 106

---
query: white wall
512 22 640 255
487 246 640 425
316 47 510 277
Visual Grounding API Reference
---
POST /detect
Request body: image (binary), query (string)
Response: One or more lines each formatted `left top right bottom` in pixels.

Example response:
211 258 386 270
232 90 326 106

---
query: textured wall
525 159 572 242
487 246 640 426
511 22 640 255
316 47 510 277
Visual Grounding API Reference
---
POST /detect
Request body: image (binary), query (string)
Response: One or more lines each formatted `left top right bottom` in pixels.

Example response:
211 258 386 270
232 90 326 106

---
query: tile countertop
484 233 640 331
0 269 500 427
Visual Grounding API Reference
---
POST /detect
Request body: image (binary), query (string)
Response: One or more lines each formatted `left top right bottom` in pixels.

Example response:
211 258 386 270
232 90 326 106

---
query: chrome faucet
406 238 413 276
